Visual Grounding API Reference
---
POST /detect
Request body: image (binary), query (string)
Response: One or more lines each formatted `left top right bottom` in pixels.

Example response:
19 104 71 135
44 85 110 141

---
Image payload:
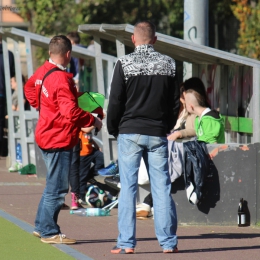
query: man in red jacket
25 35 102 244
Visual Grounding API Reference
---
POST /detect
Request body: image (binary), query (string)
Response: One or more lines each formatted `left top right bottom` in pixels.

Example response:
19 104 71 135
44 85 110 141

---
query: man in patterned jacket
107 21 180 254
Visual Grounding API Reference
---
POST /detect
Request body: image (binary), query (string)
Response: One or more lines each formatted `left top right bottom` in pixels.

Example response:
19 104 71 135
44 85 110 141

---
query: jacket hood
203 110 222 121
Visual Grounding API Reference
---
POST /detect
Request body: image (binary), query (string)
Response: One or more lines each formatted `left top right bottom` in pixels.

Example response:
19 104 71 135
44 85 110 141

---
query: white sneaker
9 162 23 172
136 203 151 217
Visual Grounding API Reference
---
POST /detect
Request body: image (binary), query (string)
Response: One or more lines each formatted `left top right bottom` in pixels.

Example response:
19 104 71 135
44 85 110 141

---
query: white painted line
0 182 42 186
0 209 93 260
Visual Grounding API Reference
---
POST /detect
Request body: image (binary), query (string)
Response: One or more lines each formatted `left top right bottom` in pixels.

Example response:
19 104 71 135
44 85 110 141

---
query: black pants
79 149 104 197
69 139 81 194
69 141 104 195
143 193 153 207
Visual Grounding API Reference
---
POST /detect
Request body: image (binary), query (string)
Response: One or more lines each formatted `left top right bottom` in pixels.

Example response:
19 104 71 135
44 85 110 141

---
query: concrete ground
1 156 260 260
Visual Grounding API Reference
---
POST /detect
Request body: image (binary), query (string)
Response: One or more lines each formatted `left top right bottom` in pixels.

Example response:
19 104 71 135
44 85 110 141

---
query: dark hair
49 35 72 55
182 77 211 108
180 84 186 95
134 21 156 38
66 31 81 44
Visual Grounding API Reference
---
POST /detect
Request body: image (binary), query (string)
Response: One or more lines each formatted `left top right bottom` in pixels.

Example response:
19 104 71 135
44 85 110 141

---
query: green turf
0 217 75 260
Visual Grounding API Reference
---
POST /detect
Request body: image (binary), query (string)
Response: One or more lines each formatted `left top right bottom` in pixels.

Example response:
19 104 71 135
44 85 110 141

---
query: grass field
0 217 74 260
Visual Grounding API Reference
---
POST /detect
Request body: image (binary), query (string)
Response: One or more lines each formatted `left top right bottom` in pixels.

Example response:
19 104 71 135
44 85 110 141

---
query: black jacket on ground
107 44 180 137
183 140 211 204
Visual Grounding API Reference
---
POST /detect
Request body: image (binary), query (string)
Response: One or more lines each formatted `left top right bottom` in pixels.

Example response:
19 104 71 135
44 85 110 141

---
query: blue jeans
34 148 72 238
117 134 178 250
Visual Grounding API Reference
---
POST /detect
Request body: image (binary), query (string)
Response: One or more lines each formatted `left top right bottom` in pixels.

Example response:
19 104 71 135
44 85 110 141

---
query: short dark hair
182 77 211 108
180 84 186 95
49 35 72 55
134 21 156 39
66 31 81 44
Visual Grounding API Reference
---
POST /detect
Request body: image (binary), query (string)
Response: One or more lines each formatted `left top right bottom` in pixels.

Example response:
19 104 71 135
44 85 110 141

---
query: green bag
18 164 36 175
78 92 105 112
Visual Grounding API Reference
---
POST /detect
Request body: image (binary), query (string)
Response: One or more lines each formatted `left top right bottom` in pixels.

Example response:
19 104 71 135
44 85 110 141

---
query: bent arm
24 74 38 108
179 113 196 138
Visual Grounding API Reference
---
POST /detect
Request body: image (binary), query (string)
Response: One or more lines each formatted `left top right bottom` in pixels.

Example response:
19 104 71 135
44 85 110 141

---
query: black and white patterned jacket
107 44 180 137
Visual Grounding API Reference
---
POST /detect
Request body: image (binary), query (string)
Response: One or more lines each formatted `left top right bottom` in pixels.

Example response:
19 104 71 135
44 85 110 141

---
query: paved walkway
1 156 260 260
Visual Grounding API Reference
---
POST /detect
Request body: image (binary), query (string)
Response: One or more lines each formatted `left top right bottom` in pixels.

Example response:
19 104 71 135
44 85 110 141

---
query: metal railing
1 27 117 168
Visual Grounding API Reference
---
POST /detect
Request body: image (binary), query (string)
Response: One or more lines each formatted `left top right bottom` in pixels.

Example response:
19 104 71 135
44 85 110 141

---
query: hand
93 116 102 131
167 131 182 141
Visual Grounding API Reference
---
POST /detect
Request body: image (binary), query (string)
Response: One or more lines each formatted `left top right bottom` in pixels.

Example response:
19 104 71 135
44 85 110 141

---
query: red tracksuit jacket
25 61 95 150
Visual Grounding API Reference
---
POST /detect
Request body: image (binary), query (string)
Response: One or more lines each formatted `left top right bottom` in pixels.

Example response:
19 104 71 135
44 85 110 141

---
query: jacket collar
134 44 154 53
199 108 211 121
48 58 67 71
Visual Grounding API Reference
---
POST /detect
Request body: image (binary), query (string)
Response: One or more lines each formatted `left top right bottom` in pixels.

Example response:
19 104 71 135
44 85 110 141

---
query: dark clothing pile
183 140 211 205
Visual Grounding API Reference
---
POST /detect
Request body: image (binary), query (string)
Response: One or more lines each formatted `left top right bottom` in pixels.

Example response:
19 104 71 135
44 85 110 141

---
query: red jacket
25 61 95 150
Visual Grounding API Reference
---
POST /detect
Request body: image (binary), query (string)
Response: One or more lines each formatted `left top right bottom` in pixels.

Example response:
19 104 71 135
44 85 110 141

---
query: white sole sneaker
136 203 151 217
136 209 150 217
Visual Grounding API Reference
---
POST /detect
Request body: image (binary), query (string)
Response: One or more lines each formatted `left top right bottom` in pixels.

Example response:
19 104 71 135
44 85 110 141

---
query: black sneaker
104 174 121 191
88 178 98 185
78 195 88 205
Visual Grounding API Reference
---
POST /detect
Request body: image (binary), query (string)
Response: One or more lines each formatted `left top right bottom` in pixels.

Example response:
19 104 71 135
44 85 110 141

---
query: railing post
13 37 29 165
93 35 110 166
252 67 260 143
2 34 16 164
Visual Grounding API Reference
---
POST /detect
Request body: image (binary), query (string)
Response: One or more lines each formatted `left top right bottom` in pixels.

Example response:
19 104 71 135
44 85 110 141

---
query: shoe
136 216 150 220
111 246 134 254
71 192 80 210
41 234 76 244
33 231 41 238
78 195 88 205
9 161 23 172
136 203 151 217
137 207 153 220
88 178 98 185
163 247 178 253
98 161 119 176
104 174 121 191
